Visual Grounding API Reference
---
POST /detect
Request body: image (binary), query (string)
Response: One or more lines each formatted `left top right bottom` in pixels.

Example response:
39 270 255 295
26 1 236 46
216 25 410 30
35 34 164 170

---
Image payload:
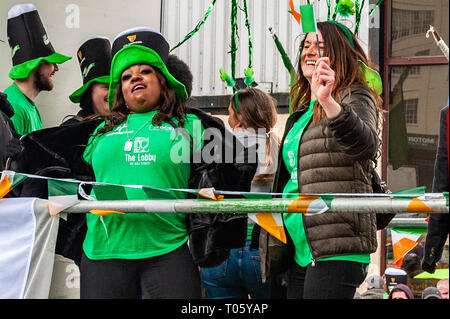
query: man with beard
3 4 71 135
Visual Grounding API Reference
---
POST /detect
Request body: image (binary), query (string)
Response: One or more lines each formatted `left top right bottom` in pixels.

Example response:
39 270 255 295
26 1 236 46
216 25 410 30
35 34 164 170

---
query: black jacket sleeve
0 92 16 170
422 105 449 273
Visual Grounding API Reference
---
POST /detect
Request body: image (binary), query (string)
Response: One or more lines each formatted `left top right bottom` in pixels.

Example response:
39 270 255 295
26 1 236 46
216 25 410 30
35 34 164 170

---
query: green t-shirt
4 83 42 135
82 111 203 260
281 101 370 267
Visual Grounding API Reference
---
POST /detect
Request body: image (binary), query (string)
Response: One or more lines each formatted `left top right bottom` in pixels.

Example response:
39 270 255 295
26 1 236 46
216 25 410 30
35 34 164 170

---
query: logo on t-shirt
124 137 156 165
134 137 149 153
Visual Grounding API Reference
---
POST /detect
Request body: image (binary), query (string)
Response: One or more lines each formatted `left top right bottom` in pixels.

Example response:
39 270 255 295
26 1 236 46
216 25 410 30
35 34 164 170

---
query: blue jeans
200 241 271 299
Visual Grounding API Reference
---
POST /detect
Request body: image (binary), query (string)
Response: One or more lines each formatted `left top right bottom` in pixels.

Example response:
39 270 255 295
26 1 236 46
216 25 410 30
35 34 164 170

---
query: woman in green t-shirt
80 27 202 299
272 21 384 299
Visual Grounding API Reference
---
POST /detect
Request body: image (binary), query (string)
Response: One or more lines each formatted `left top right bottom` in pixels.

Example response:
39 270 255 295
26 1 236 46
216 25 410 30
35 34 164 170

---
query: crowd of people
0 4 448 299
356 273 448 300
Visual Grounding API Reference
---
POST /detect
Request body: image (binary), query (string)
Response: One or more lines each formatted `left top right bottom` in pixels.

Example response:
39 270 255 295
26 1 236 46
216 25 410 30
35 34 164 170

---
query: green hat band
108 45 187 109
69 75 110 103
9 52 71 80
327 20 355 48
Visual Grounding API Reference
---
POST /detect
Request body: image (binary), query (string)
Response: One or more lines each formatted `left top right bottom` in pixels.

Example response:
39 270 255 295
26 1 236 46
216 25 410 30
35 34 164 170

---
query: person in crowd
62 36 112 125
166 54 193 98
271 21 383 299
422 105 449 274
80 27 256 299
437 279 449 299
384 267 408 294
388 283 414 299
360 274 386 299
0 93 17 170
200 87 280 299
3 4 71 135
421 286 442 299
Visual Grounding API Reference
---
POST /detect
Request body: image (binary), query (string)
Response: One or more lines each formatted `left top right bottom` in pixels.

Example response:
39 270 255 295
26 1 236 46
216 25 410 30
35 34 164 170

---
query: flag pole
312 1 321 58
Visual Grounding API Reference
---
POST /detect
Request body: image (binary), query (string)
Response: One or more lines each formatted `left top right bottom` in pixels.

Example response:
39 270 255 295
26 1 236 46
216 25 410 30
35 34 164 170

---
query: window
383 0 449 276
391 8 434 41
404 98 418 124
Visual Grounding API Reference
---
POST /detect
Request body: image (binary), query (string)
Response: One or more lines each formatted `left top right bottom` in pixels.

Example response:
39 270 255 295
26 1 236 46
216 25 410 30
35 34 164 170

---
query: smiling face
91 82 110 116
300 30 325 83
120 64 162 113
33 62 59 91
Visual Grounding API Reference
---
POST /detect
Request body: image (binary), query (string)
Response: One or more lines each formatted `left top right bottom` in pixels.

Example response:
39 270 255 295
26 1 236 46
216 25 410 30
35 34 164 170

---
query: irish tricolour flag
391 228 426 267
0 171 27 199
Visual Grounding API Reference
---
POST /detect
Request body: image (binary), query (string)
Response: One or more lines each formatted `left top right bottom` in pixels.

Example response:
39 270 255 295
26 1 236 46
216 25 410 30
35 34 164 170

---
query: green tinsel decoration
169 0 217 52
336 0 356 17
369 0 384 16
230 0 239 84
241 0 252 69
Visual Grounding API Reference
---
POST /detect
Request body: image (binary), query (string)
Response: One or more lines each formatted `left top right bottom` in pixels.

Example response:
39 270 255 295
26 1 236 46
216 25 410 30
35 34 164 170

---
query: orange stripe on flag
90 209 126 216
407 197 435 213
289 0 302 24
0 175 12 199
255 213 287 243
287 195 320 213
393 237 418 267
198 188 224 200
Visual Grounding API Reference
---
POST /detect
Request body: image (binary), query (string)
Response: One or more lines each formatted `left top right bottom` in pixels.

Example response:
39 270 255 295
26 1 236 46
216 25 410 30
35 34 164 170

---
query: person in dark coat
422 104 449 273
0 92 18 170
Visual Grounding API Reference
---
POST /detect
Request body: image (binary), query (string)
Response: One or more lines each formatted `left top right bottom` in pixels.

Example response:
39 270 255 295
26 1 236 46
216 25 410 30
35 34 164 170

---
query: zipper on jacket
301 213 318 267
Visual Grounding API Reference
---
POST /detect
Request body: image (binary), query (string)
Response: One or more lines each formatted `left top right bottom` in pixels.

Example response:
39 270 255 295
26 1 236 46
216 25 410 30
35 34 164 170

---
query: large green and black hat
69 36 111 103
7 3 71 80
108 27 188 108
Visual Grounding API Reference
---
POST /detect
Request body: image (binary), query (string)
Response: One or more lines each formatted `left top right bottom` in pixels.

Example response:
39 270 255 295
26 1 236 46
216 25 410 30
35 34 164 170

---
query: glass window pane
391 0 449 57
387 65 449 192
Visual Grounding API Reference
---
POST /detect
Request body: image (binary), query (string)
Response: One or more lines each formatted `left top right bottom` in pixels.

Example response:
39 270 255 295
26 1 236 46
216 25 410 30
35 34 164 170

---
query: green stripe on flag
241 192 273 199
142 185 176 199
319 194 334 208
93 184 128 200
48 179 79 196
392 227 427 235
392 186 427 200
300 4 316 33
12 172 27 188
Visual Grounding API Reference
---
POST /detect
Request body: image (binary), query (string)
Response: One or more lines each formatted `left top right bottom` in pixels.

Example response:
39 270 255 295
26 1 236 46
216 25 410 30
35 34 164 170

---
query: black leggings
287 260 368 299
80 243 201 299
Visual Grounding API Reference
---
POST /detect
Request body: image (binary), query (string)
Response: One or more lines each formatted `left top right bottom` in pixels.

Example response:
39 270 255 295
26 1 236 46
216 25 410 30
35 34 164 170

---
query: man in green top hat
3 3 71 135
63 36 111 125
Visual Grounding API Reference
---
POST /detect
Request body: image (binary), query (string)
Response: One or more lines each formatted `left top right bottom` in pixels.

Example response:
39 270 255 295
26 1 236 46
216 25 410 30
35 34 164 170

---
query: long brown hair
96 65 188 135
229 88 280 184
290 21 383 124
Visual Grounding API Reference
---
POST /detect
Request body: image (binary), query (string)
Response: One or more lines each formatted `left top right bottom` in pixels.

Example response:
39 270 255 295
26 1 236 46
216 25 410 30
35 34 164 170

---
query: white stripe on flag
0 198 36 298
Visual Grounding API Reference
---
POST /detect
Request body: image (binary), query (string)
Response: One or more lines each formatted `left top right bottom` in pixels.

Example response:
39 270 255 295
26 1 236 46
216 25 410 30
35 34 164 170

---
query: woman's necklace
124 115 153 152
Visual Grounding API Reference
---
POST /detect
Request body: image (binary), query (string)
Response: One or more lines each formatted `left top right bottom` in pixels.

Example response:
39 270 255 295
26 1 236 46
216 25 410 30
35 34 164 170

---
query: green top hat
108 27 188 109
7 3 71 80
69 36 112 103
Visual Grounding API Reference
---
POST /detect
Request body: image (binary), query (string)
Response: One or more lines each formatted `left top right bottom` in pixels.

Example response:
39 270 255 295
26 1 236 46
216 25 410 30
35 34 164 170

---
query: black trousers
287 260 368 299
80 243 202 299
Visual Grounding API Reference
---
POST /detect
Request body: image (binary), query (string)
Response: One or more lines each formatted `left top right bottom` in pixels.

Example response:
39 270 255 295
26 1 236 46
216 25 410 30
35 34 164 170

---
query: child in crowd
200 87 280 299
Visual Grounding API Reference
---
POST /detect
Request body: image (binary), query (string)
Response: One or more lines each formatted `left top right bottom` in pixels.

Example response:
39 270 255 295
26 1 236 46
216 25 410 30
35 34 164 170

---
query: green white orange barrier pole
33 194 449 215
